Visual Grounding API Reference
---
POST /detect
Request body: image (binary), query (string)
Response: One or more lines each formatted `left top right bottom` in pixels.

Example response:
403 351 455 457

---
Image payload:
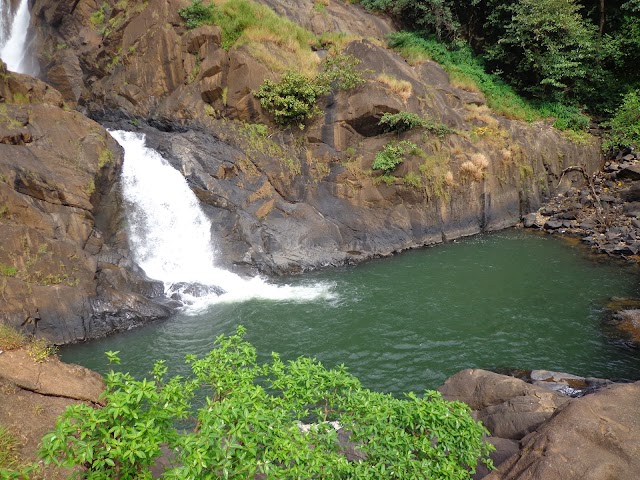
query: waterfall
0 0 38 75
112 130 334 312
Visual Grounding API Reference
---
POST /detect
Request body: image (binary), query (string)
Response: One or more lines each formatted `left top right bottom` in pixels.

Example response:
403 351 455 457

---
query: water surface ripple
62 230 640 394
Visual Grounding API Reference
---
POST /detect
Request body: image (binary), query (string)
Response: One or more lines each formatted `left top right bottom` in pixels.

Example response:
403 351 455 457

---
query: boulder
438 369 570 440
522 213 540 228
486 382 640 480
0 349 104 404
616 164 640 180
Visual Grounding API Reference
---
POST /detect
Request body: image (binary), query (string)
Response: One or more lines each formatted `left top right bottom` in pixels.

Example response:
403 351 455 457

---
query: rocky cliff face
0 0 605 341
27 0 603 274
0 63 171 344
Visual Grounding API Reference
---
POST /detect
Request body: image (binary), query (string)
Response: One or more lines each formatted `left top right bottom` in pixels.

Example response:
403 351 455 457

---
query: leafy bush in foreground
23 327 493 479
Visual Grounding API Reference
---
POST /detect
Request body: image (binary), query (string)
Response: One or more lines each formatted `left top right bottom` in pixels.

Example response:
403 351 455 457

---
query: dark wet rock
557 211 576 220
544 220 564 230
522 213 539 228
623 202 640 216
168 282 225 300
621 183 640 202
529 370 612 397
616 164 640 180
599 194 617 203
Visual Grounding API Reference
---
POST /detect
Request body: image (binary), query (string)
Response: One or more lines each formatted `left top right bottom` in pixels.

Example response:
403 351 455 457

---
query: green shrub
316 52 367 90
33 327 493 478
255 53 366 128
0 263 17 277
255 72 329 127
179 0 216 29
378 111 453 136
603 89 640 154
373 140 418 174
379 112 427 133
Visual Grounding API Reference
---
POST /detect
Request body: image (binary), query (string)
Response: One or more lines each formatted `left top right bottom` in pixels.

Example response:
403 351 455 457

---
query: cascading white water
113 130 334 312
0 0 37 75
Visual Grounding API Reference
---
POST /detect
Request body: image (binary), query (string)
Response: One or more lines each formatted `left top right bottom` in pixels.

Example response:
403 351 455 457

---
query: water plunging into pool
62 133 640 394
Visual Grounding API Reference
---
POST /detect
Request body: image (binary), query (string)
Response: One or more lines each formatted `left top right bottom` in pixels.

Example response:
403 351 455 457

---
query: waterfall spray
112 130 333 312
0 0 38 75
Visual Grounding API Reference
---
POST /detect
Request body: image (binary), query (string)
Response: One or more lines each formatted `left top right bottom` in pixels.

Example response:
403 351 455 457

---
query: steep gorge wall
26 0 602 274
0 64 171 344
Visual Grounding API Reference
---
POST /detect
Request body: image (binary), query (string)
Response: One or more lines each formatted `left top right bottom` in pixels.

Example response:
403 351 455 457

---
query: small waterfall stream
113 130 334 312
0 0 37 75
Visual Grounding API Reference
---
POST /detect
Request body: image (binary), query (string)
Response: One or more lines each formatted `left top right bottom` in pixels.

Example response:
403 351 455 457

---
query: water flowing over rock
113 130 334 310
0 0 38 75
0 65 171 344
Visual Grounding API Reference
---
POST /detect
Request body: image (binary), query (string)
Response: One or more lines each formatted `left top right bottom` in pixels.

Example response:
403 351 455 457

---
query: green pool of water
61 229 640 394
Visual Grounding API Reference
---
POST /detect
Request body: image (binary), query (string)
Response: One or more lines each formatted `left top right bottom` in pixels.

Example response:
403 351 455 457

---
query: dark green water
61 230 640 394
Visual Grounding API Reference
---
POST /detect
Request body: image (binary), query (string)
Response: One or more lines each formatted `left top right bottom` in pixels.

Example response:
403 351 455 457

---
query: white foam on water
112 130 335 312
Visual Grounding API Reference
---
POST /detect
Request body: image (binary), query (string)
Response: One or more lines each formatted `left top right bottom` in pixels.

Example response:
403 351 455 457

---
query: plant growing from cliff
179 0 216 29
379 111 453 136
34 327 493 478
255 72 329 128
255 53 366 128
373 140 418 174
0 323 25 350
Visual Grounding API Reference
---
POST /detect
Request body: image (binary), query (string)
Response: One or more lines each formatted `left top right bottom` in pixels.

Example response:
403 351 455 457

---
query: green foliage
90 2 108 27
373 141 418 173
179 0 216 29
255 53 366 127
484 0 596 99
0 263 17 277
316 52 367 90
387 31 590 131
255 72 329 127
358 0 460 40
35 327 493 478
603 89 640 153
379 111 452 135
379 111 428 133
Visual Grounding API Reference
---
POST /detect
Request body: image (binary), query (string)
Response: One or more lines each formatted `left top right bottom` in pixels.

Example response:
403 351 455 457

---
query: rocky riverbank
523 149 640 260
439 369 640 480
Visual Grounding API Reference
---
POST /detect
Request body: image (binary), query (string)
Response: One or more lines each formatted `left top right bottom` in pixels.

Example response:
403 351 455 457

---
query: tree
27 327 493 479
484 0 597 99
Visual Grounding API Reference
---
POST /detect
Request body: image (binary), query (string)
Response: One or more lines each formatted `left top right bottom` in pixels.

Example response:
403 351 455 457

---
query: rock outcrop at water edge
0 62 172 344
439 369 640 480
